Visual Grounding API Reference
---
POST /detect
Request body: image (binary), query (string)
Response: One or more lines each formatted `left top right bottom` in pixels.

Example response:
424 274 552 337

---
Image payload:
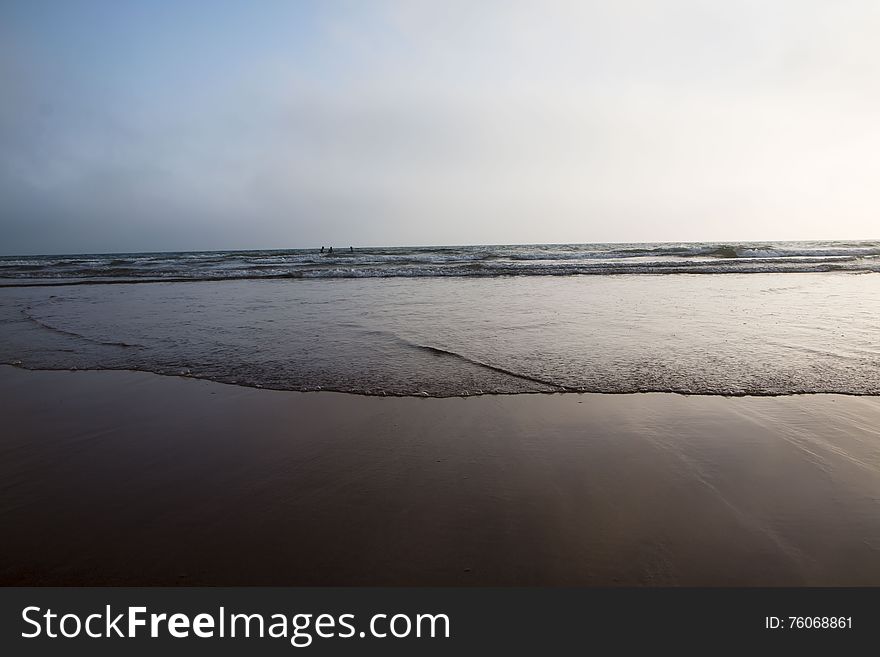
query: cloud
2 1 880 253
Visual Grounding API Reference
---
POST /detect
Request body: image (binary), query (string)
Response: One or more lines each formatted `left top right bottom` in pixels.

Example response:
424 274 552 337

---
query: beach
5 3 880 651
3 364 879 586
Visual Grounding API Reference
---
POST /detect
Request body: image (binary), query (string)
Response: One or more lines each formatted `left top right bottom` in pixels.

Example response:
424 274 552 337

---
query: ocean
1 240 878 397
2 240 880 282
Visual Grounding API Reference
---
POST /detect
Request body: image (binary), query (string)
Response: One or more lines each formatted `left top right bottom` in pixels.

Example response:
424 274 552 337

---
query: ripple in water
1 271 879 396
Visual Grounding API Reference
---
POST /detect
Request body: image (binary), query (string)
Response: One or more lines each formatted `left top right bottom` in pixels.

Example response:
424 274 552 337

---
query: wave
407 342 563 390
5 267 880 398
20 307 145 348
1 262 878 287
7 359 880 398
2 241 879 285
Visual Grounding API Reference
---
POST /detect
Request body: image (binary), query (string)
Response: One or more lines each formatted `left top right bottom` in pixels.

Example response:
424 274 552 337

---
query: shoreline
4 363 880 399
2 365 880 586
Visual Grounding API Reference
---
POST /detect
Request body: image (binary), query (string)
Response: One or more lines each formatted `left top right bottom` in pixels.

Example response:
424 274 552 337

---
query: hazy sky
2 1 880 254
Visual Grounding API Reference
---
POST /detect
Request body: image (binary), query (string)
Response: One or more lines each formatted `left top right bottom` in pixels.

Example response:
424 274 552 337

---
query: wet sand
1 365 879 586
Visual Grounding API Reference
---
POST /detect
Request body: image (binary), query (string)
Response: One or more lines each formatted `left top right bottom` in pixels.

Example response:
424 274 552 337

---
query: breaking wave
1 241 878 286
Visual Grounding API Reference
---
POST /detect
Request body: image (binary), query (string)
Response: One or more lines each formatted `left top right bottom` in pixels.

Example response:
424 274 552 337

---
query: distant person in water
350 246 353 252
320 246 324 253
329 246 333 254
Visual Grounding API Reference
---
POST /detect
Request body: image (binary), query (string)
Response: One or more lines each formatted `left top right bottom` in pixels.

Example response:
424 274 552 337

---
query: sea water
1 242 878 396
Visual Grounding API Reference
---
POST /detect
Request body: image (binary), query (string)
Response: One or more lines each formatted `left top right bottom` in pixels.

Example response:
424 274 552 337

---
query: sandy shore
2 365 879 586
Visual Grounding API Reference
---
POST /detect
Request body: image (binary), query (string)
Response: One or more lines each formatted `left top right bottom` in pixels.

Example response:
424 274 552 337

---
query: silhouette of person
320 246 324 253
329 246 333 254
350 246 353 252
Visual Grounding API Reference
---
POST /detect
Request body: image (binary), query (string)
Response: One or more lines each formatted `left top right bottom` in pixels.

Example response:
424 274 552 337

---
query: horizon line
3 237 880 259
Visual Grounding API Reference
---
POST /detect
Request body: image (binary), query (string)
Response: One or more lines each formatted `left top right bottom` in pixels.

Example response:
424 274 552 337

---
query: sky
2 0 880 254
